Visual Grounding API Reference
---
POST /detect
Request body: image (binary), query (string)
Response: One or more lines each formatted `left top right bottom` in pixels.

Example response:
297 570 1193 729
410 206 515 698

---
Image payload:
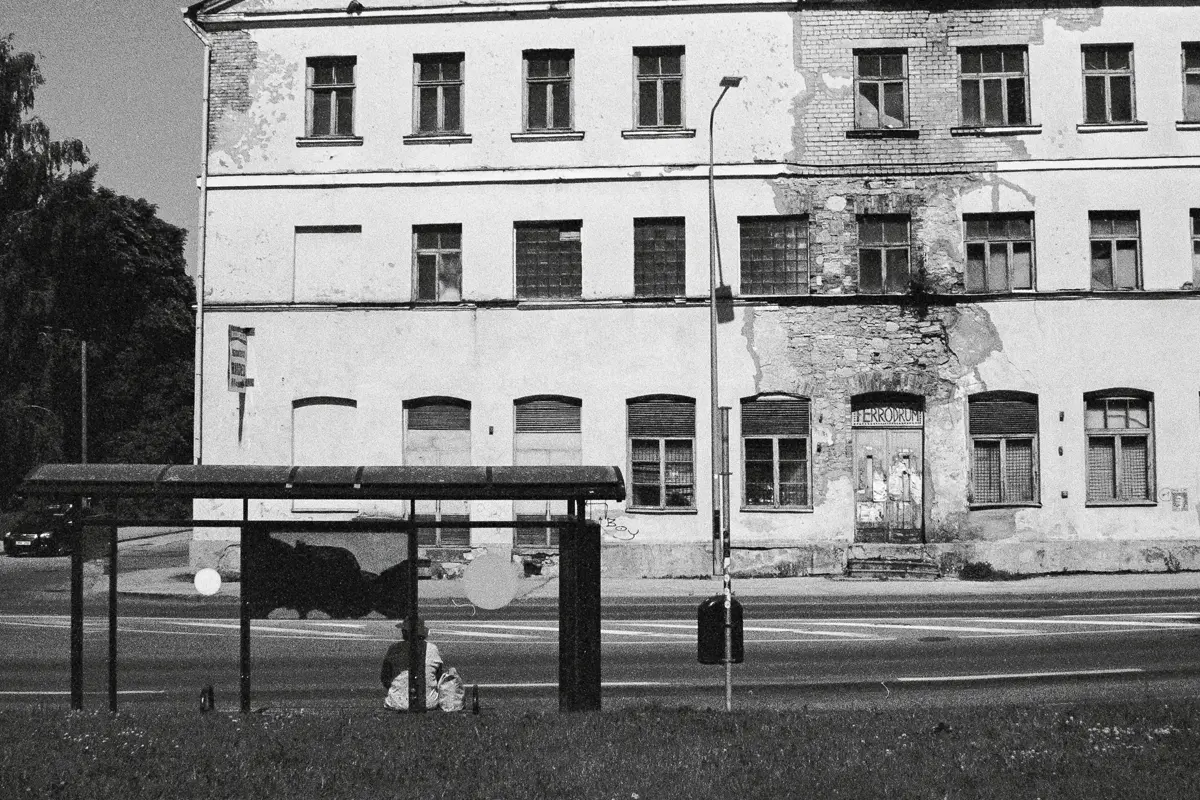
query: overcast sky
6 1 203 274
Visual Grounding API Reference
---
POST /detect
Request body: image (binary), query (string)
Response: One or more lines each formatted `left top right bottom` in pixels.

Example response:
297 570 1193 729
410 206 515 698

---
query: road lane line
803 621 1040 634
430 629 538 639
893 668 1144 683
742 626 882 639
476 682 670 689
0 690 168 696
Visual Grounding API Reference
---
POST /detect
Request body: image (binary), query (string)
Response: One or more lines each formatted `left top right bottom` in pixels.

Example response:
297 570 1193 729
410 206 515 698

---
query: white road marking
0 690 168 696
430 629 538 639
742 626 882 639
803 621 1040 634
893 667 1144 683
477 681 670 689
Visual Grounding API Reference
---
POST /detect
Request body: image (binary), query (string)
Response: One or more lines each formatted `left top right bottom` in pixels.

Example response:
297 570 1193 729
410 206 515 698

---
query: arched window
627 395 695 510
292 397 358 512
404 397 471 546
968 391 1039 506
513 396 582 548
1084 389 1154 504
741 394 811 509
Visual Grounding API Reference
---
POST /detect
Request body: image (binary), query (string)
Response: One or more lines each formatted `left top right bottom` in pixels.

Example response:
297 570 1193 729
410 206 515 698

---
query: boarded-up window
741 396 810 508
292 397 358 513
969 393 1038 505
294 225 363 302
1085 392 1153 503
514 397 582 548
405 398 471 546
628 396 695 509
515 221 582 299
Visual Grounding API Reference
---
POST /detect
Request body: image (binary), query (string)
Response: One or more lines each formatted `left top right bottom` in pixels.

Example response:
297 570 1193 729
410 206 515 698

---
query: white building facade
186 0 1200 577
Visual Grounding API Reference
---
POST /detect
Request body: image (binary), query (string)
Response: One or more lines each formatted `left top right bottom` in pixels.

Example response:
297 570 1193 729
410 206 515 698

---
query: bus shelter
19 463 625 713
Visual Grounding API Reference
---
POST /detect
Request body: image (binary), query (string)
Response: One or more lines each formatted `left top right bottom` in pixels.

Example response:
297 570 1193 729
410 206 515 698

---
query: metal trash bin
697 594 744 664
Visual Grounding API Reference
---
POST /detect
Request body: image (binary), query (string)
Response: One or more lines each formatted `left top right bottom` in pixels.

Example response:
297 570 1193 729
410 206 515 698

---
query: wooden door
853 427 924 543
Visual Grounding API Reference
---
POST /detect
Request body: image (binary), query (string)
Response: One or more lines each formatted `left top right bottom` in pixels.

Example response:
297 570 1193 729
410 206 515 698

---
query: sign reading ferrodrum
851 394 924 544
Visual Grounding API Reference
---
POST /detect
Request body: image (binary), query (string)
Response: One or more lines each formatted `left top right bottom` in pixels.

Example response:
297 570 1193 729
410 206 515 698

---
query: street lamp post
709 75 742 712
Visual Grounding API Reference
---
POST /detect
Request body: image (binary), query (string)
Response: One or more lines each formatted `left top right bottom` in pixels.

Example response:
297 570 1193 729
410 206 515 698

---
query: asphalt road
4 538 1200 713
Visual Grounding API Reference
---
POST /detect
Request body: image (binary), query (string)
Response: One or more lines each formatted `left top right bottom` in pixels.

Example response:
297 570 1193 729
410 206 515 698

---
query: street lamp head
719 76 744 88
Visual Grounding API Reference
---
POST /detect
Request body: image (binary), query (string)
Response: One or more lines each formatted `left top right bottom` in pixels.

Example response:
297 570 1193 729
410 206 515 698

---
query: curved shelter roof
20 464 625 502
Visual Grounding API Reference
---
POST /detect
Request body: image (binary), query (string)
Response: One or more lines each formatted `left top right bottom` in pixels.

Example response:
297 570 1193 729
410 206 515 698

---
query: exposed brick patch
208 30 259 151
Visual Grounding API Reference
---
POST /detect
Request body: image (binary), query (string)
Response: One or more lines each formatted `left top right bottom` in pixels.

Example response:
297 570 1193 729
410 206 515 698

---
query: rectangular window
858 215 910 293
413 224 462 302
294 225 363 302
1186 44 1200 122
1082 45 1135 124
964 214 1034 292
635 47 684 128
515 221 583 299
406 399 472 546
525 50 573 131
1089 211 1141 290
414 54 464 134
1192 210 1200 279
628 398 695 510
634 218 686 297
969 394 1039 505
307 57 356 137
742 397 810 509
959 47 1029 127
1085 394 1153 504
514 398 582 548
855 50 908 129
739 216 809 295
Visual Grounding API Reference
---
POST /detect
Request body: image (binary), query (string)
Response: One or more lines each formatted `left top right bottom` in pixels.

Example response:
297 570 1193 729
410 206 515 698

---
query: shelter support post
559 499 601 712
108 523 118 713
408 499 425 712
70 499 84 711
240 499 251 713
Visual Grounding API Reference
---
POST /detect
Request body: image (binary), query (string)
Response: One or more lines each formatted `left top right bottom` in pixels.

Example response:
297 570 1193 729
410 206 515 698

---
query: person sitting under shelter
381 618 443 711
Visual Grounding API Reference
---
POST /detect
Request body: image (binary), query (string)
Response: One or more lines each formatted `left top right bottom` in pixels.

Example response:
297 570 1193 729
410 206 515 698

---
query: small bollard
471 684 480 715
200 684 215 713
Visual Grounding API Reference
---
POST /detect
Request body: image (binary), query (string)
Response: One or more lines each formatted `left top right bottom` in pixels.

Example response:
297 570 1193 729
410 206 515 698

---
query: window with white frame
739 216 809 295
964 213 1034 292
413 224 462 302
741 395 810 509
292 397 358 513
634 217 686 297
524 50 573 131
858 215 910 293
627 396 695 510
855 50 908 129
1090 211 1141 290
1082 45 1135 124
405 397 471 546
515 221 583 299
969 392 1039 506
306 57 356 137
513 397 582 548
1085 391 1154 504
959 47 1029 127
1186 44 1200 122
414 53 464 134
634 47 684 128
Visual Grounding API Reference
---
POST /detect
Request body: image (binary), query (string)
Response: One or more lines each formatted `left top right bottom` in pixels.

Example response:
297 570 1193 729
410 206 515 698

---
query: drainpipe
184 10 211 465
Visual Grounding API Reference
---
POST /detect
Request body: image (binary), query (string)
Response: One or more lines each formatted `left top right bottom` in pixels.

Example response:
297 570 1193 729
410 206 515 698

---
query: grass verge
2 701 1198 799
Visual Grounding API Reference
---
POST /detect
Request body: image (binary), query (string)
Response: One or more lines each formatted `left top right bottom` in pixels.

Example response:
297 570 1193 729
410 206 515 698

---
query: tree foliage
0 34 194 506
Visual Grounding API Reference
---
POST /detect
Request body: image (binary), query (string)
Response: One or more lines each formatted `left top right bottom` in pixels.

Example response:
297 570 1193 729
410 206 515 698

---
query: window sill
1076 122 1148 133
623 508 698 515
845 128 920 140
969 503 1043 510
621 128 697 139
403 133 472 145
1089 287 1144 293
950 124 1042 137
296 136 363 147
1177 121 1200 131
1085 500 1157 508
516 296 585 304
739 506 814 514
511 130 585 142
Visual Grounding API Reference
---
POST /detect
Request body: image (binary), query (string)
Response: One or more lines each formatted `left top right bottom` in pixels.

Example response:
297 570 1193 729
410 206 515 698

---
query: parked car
2 503 79 557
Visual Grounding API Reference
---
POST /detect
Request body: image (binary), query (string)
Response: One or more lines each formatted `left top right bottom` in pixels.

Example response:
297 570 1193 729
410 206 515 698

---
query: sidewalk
111 565 1200 601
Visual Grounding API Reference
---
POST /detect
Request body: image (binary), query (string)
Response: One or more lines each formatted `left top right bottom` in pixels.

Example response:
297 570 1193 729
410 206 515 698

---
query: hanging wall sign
228 325 255 392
